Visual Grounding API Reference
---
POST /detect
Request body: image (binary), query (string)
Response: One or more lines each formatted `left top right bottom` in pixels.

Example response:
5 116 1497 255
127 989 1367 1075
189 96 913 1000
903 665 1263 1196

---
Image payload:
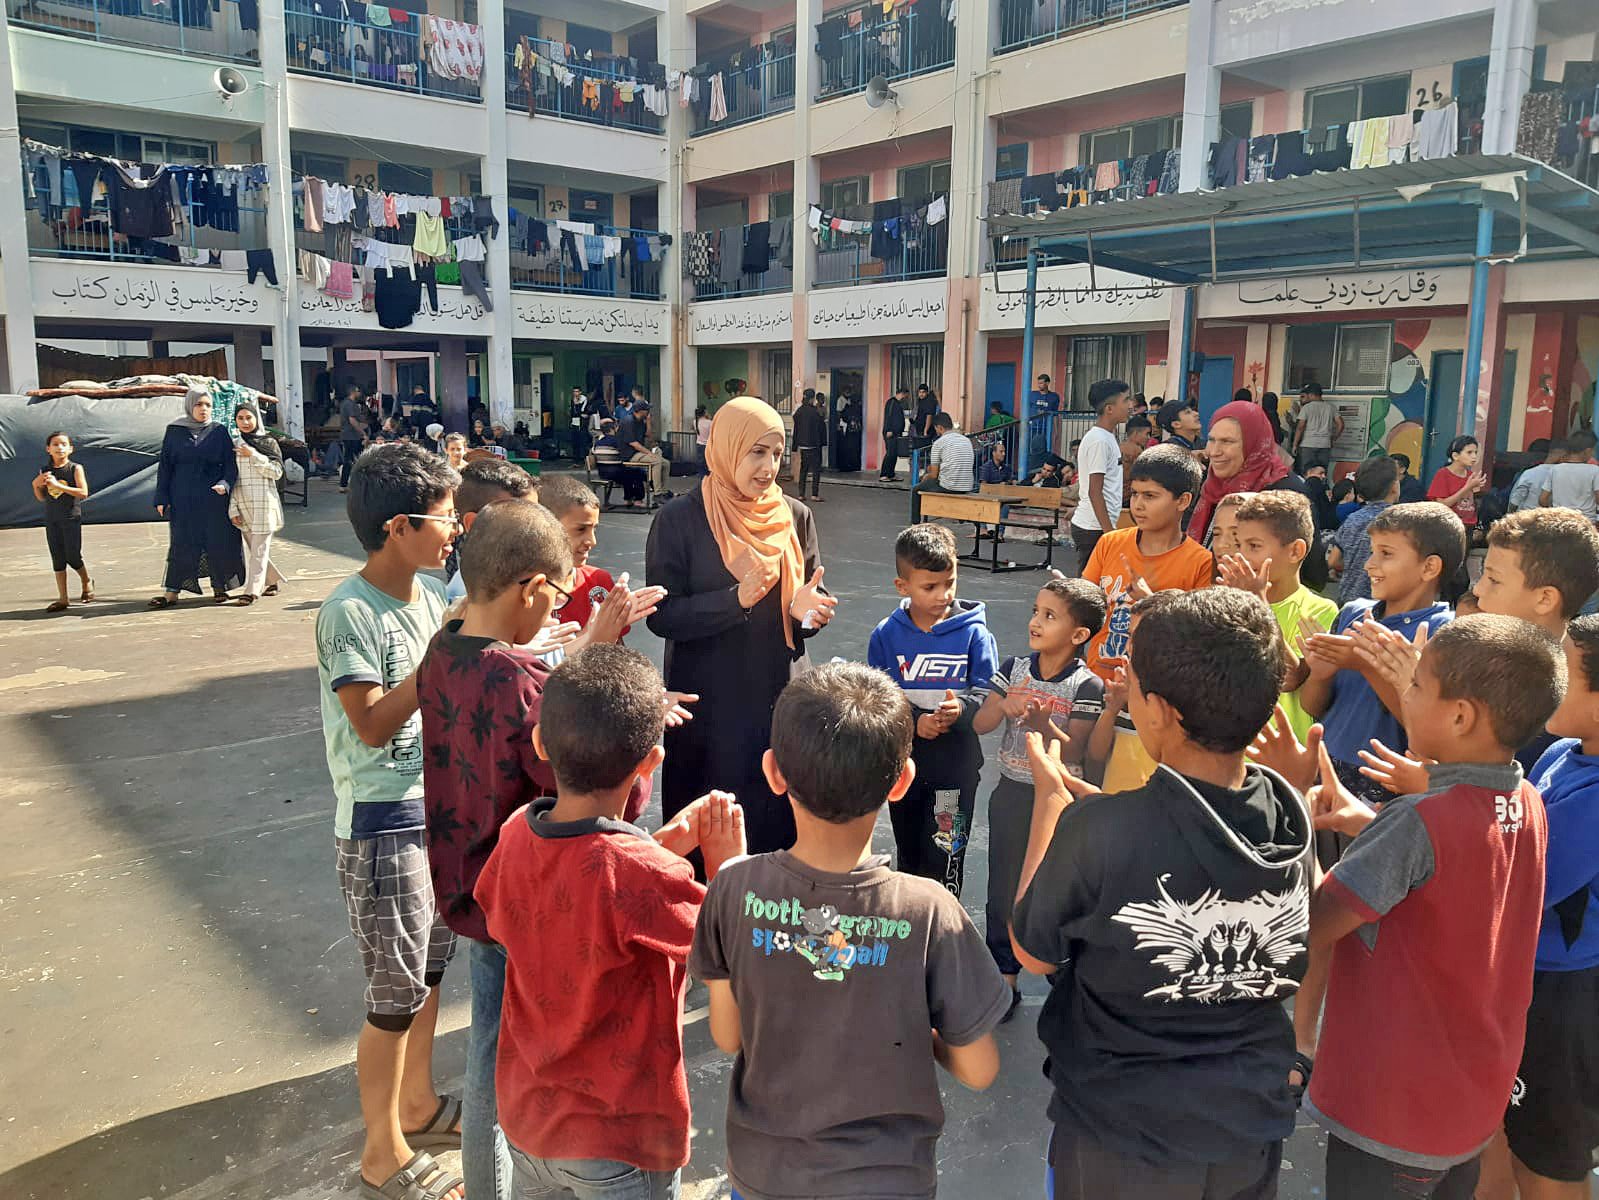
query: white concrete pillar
1176 0 1218 193
259 0 304 437
661 3 695 431
0 9 39 392
790 0 824 396
1482 0 1539 155
480 0 516 430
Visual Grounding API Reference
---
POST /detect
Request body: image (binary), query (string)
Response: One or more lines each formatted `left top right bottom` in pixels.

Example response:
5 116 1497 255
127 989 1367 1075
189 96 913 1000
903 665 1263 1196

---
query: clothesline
511 35 670 118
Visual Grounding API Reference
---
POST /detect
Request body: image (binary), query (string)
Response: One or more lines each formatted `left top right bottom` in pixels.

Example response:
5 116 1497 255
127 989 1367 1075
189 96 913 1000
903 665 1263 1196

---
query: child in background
1227 491 1338 742
475 646 746 1200
1082 445 1213 682
443 432 468 471
32 430 92 612
868 524 999 897
1330 455 1401 604
1299 502 1461 809
1427 434 1487 534
973 577 1113 1015
1292 616 1561 1200
692 662 1009 1200
443 459 538 601
314 443 464 1200
1208 491 1253 561
1497 615 1599 1200
1013 589 1312 1200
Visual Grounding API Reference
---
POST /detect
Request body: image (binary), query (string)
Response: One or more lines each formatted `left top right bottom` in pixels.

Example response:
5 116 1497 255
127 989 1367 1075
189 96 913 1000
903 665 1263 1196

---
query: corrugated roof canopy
986 155 1599 284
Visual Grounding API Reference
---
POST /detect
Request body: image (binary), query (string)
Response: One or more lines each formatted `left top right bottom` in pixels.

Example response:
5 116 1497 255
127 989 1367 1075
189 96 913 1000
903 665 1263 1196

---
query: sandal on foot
403 1094 462 1151
147 595 178 609
235 594 257 606
358 1151 462 1200
213 591 232 604
262 583 280 597
80 580 94 602
46 599 69 613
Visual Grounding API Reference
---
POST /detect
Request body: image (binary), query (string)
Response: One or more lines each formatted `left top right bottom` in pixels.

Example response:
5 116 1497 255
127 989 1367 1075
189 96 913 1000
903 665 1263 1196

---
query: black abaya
645 482 821 854
156 423 245 595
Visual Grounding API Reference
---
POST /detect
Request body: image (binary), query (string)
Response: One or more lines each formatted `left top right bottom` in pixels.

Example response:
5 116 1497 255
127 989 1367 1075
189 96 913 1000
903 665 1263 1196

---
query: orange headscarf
703 397 805 647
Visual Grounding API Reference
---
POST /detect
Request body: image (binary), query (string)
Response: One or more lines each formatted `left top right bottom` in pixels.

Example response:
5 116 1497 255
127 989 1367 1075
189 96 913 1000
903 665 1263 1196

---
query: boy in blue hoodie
869 523 999 897
1501 613 1599 1199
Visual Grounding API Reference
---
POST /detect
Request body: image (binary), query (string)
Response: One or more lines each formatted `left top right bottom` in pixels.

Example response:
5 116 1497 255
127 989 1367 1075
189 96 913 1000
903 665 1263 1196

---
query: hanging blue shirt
1530 739 1599 971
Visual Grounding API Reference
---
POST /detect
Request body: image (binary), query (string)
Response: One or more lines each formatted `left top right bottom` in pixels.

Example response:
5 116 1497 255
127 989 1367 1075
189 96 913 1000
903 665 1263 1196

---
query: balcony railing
510 225 664 299
692 260 792 300
7 0 258 61
26 161 270 266
814 209 947 287
285 8 481 102
817 4 953 100
690 53 796 135
997 0 1187 54
505 37 666 134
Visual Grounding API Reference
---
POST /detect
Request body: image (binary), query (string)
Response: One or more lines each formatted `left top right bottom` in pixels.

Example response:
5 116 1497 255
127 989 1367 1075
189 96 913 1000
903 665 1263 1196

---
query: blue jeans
465 938 512 1200
508 1143 680 1199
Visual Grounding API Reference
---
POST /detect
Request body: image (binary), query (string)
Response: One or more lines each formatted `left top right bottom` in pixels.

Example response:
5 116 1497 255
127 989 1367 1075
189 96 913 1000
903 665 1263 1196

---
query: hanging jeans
415 263 440 314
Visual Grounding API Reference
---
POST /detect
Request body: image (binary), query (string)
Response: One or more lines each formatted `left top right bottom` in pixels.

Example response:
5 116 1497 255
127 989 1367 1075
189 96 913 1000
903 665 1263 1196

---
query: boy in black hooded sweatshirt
1012 587 1313 1200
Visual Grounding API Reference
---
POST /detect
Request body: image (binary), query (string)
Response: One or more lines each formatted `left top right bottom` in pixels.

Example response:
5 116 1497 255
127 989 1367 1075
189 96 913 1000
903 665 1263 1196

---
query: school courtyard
0 476 1337 1200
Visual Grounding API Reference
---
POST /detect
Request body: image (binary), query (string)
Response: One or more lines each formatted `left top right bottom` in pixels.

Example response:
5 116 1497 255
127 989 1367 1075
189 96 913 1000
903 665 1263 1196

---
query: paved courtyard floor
2 471 1346 1199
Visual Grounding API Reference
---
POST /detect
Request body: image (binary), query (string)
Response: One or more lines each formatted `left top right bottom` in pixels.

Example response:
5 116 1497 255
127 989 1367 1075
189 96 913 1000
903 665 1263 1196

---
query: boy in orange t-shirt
1083 445 1213 682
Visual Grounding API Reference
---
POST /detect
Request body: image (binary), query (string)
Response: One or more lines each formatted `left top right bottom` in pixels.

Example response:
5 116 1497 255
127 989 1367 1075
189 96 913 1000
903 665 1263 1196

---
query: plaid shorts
335 832 456 1017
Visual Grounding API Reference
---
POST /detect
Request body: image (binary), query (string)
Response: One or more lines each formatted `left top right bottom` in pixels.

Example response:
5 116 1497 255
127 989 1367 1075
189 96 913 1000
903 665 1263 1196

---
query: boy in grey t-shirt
691 663 1010 1200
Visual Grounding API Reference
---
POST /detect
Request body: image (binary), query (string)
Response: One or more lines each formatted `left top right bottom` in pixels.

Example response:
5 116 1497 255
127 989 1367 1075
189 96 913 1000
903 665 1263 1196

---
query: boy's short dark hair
1425 615 1564 750
1388 453 1411 472
1566 614 1599 690
538 474 601 518
347 443 460 553
1127 443 1203 501
931 411 955 432
45 430 70 445
1126 414 1153 435
1129 589 1286 753
1236 490 1314 548
1088 379 1130 414
444 432 468 447
457 459 536 516
1487 508 1599 620
1368 502 1466 583
540 645 665 794
895 523 957 575
460 499 572 601
770 663 913 823
1041 576 1107 642
1356 455 1402 501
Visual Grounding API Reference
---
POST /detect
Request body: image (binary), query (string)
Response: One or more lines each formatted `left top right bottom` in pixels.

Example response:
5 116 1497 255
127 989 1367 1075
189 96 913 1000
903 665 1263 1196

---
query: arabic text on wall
50 273 265 317
1235 270 1442 311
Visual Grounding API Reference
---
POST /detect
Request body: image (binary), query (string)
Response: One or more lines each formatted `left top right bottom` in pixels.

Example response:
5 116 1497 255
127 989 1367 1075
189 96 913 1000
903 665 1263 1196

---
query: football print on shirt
1112 874 1308 1002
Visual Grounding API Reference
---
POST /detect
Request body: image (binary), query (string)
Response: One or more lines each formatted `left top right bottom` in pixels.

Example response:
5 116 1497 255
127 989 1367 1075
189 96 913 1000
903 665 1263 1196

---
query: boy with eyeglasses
315 443 465 1200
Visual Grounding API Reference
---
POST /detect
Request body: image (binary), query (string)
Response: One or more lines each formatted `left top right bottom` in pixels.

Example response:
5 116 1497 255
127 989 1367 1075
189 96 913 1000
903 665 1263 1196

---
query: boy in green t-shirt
315 443 466 1200
1220 490 1337 741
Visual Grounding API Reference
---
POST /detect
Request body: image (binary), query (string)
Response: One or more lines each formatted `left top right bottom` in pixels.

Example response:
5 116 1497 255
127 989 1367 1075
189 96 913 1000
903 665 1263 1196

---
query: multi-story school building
0 0 1595 480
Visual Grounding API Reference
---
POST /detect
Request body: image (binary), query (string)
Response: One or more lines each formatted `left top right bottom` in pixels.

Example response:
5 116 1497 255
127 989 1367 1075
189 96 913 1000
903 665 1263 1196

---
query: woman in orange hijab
646 397 837 853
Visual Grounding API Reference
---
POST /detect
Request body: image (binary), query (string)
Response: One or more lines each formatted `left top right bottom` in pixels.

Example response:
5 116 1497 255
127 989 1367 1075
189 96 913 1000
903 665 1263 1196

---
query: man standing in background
881 386 909 482
792 389 827 503
1291 383 1342 475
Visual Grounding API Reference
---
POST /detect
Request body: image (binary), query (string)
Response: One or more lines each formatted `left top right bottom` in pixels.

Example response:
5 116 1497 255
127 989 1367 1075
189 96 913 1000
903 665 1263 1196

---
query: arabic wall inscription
690 295 793 345
1199 269 1467 319
33 260 279 324
514 296 669 344
980 264 1170 331
300 289 488 331
809 278 947 340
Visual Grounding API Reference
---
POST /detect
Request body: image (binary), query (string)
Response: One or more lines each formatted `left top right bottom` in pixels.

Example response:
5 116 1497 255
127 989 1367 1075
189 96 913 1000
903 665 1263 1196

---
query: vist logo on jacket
895 653 970 684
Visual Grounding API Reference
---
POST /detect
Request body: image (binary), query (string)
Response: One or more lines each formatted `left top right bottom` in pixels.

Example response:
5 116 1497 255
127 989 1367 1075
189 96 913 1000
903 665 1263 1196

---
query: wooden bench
585 452 657 513
919 490 1056 573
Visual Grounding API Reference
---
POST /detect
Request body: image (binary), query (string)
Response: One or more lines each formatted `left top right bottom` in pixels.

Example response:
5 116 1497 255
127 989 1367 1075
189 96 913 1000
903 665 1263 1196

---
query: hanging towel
1386 113 1414 163
709 73 728 122
1412 103 1459 161
926 195 947 225
303 177 325 233
425 16 484 82
324 261 355 300
453 234 486 262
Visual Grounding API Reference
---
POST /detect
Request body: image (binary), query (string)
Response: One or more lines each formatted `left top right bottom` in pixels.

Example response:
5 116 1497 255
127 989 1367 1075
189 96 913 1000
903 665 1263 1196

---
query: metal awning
987 155 1599 285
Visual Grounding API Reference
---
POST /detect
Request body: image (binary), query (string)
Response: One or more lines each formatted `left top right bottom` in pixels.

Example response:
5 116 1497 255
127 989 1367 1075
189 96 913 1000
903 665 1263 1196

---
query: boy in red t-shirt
539 474 642 638
474 645 746 1199
1290 615 1563 1199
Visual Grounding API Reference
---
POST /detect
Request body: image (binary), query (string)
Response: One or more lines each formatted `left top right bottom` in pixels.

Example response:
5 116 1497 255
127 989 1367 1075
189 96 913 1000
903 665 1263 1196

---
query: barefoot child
33 431 92 612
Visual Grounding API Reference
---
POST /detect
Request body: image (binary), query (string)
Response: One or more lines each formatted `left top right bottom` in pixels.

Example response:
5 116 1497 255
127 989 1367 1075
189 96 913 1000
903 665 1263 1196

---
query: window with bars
1068 335 1146 411
820 176 869 211
1285 322 1393 391
891 343 944 398
767 349 794 414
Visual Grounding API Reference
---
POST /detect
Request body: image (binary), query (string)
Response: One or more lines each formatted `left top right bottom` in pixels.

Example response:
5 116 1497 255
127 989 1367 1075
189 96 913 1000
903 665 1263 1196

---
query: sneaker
999 988 1023 1024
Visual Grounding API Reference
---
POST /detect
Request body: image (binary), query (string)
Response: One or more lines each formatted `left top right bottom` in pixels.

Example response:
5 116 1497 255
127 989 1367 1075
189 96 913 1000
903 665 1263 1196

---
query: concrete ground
3 469 1343 1200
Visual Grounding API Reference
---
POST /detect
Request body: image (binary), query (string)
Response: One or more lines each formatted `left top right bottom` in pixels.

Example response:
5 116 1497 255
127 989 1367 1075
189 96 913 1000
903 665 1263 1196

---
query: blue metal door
1424 351 1464 479
985 362 1016 419
1197 356 1234 431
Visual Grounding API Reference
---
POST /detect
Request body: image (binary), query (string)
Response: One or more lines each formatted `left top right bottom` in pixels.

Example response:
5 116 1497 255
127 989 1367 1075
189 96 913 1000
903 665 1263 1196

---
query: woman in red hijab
1189 399 1291 542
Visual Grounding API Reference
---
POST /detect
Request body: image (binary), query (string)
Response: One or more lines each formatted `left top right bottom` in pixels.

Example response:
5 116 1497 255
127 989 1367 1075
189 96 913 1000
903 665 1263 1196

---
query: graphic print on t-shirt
1112 874 1308 1002
741 890 915 982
